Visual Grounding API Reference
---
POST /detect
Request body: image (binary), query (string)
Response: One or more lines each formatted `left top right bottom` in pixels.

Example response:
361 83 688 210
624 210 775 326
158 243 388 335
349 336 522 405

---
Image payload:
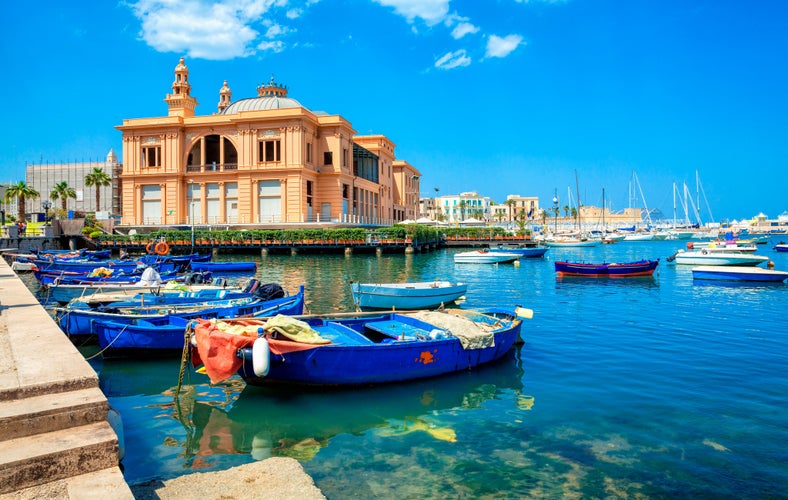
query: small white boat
350 281 468 310
543 238 601 248
454 249 520 264
623 233 654 241
669 250 769 267
688 241 757 252
691 266 788 283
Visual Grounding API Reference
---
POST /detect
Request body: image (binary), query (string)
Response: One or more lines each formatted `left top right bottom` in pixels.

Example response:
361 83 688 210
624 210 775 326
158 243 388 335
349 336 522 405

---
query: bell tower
217 80 232 113
165 57 198 117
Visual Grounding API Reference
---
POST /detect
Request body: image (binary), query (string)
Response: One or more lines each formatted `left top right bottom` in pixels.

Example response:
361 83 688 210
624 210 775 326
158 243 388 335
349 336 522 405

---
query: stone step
0 387 108 441
0 421 119 494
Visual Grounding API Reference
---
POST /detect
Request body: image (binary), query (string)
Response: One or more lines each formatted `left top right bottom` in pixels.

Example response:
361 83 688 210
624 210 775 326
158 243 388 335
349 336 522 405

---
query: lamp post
552 189 559 235
42 200 52 225
188 179 195 250
411 175 420 219
433 187 439 220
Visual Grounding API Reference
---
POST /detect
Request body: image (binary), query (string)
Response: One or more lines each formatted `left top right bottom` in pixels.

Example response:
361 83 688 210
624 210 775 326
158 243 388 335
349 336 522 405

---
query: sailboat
544 171 601 247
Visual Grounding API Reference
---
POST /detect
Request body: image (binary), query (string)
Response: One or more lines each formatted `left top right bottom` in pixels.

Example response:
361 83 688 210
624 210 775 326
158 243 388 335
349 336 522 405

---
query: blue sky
3 0 787 222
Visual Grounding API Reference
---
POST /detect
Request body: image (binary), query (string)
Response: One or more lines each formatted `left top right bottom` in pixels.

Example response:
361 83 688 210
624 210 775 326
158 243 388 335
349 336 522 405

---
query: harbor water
28 239 788 498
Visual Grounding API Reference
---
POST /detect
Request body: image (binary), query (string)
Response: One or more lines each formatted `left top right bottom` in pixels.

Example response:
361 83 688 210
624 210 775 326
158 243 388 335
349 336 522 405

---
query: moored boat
543 237 601 247
191 307 532 386
454 249 520 264
350 281 467 310
668 250 769 266
189 261 257 273
691 266 788 283
554 259 659 277
92 289 305 356
774 242 788 252
493 245 549 258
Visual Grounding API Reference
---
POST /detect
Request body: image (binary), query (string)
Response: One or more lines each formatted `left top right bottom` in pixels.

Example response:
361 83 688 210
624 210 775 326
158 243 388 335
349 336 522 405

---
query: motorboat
668 250 769 266
453 249 520 264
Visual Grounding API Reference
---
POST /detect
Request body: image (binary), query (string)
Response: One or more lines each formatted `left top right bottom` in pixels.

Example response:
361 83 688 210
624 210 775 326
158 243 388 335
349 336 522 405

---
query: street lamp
552 189 559 235
411 175 420 219
42 200 52 225
433 187 439 220
188 180 195 249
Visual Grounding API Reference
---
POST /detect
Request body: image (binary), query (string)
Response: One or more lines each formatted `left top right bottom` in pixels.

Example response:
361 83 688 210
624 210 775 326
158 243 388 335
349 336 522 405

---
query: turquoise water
38 240 788 498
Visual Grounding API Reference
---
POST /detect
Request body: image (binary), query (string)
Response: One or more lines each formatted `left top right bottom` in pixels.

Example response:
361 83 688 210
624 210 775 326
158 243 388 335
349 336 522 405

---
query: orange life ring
155 241 170 255
146 242 155 254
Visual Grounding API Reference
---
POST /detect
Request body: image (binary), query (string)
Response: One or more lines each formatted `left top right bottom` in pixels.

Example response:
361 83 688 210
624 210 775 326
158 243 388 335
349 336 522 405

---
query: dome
221 96 304 114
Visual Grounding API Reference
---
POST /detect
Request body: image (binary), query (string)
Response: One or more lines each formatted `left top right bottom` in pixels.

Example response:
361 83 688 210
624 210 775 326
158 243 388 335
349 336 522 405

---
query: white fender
252 337 270 377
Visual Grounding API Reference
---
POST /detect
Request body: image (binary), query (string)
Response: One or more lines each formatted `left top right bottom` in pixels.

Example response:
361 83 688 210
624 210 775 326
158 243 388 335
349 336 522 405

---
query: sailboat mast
575 169 581 232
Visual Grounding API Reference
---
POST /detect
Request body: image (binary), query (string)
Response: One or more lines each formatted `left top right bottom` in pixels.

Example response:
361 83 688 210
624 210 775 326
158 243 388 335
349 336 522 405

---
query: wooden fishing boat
56 283 299 338
493 245 549 258
554 259 659 277
191 307 532 386
350 281 467 310
92 289 305 356
189 261 257 273
691 266 788 283
453 249 520 264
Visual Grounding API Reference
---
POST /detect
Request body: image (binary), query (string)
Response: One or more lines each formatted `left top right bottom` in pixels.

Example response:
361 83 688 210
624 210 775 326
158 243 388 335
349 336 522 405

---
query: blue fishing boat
35 268 183 286
774 242 788 252
56 284 303 339
691 265 788 283
92 289 305 356
350 281 467 310
555 259 659 277
189 261 257 273
191 307 531 386
494 245 549 258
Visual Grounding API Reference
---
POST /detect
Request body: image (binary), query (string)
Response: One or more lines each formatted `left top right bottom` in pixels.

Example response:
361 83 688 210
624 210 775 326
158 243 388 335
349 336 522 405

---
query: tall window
142 146 161 167
306 143 312 163
324 151 333 165
258 140 281 162
342 148 347 168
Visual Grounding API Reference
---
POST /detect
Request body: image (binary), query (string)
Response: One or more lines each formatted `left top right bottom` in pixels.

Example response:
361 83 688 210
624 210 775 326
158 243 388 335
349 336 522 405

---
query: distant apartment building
491 194 541 223
115 58 420 226
434 191 492 223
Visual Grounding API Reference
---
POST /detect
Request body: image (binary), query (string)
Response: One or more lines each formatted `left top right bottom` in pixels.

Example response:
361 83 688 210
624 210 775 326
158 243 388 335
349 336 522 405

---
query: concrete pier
0 258 131 498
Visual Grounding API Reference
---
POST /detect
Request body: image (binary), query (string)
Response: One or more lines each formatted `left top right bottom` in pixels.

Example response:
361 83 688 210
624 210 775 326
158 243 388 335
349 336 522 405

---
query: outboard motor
251 282 286 301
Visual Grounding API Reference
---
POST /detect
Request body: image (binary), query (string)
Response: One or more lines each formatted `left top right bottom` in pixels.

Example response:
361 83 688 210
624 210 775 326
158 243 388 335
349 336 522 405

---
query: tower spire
165 57 198 117
218 80 232 113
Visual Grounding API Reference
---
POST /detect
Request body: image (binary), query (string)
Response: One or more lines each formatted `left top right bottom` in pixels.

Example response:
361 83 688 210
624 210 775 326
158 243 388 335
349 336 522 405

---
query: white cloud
257 40 285 52
451 22 479 39
128 0 293 60
372 0 450 26
435 49 471 70
485 34 524 58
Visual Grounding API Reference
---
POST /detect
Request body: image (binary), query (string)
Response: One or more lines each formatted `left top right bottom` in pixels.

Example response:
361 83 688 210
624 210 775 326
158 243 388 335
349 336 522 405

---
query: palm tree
4 181 39 224
84 168 112 213
504 199 516 223
540 209 548 225
458 200 468 221
50 181 77 213
563 205 570 217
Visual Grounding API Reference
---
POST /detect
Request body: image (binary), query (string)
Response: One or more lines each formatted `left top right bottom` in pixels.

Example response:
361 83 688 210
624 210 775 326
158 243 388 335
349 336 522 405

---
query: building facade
116 58 420 227
434 191 492 223
21 151 121 220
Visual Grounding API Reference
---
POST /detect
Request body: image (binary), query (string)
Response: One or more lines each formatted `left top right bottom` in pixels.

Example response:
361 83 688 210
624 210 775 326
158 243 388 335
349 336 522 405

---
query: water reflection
144 350 528 470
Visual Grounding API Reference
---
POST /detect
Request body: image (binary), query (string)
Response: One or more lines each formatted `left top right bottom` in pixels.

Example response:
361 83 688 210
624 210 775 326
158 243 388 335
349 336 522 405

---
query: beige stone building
116 58 420 227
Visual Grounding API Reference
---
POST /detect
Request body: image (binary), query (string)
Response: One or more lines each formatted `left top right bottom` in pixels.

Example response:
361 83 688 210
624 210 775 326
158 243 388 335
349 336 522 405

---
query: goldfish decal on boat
417 350 437 365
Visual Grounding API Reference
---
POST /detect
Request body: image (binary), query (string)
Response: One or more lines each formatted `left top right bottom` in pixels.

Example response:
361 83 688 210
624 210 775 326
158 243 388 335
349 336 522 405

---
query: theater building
116 58 420 227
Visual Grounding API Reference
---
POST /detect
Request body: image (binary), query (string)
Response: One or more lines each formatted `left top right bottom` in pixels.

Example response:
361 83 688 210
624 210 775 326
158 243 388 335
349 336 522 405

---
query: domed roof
220 74 304 114
221 95 303 114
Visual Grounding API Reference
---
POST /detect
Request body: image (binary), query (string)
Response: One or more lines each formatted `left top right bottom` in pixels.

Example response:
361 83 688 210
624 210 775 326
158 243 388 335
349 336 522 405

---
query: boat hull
672 251 769 266
555 259 659 277
691 266 788 283
544 239 601 247
453 251 519 263
235 310 523 386
92 290 305 355
351 282 467 310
